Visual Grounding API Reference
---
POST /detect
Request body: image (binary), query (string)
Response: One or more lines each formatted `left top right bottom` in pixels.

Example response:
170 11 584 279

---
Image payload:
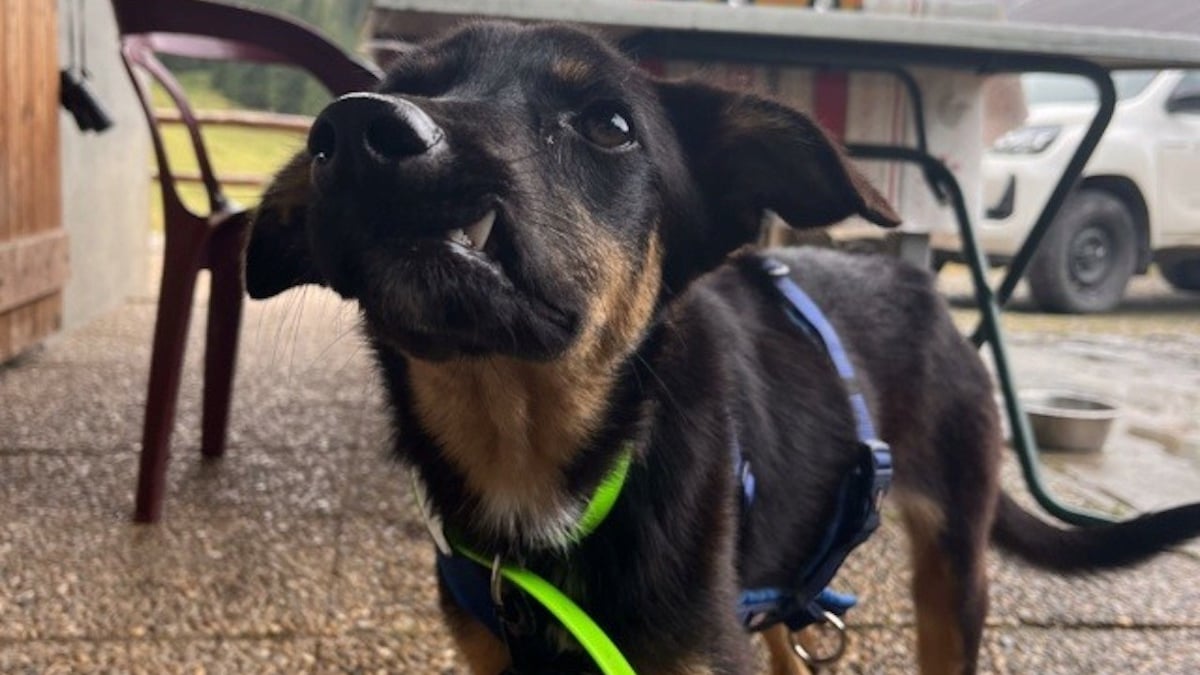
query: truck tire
1027 189 1137 313
1161 259 1200 292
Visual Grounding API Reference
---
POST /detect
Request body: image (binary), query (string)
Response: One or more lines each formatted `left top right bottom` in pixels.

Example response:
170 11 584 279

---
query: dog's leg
761 624 807 675
899 491 991 675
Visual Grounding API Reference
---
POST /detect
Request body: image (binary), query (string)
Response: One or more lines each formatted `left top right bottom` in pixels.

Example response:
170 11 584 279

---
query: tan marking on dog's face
550 57 596 87
574 224 663 372
408 223 663 547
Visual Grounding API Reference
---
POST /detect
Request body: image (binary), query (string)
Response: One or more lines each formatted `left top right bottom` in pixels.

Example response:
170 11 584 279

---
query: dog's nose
307 93 444 187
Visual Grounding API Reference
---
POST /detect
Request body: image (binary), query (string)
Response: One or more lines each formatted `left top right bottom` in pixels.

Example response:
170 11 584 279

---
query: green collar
451 443 637 675
568 444 633 544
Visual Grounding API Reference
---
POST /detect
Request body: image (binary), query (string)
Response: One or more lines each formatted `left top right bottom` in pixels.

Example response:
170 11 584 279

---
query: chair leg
135 230 205 523
200 225 246 459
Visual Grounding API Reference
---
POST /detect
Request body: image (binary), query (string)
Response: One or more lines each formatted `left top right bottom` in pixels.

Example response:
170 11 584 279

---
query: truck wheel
1027 189 1137 313
1161 259 1200 292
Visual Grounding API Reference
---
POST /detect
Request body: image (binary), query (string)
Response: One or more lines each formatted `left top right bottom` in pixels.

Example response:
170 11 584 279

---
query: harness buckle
789 610 848 668
864 438 893 513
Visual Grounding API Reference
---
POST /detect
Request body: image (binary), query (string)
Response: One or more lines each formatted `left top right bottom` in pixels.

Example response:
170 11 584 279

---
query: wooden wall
0 0 69 361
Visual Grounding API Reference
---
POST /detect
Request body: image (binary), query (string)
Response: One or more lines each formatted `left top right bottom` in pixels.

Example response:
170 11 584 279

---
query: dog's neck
400 236 663 550
406 351 621 549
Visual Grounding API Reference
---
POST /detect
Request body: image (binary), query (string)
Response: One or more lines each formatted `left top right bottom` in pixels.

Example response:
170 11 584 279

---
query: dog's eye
574 103 636 150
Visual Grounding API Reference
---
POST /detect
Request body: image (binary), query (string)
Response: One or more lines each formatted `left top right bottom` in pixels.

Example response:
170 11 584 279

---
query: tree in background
167 0 371 115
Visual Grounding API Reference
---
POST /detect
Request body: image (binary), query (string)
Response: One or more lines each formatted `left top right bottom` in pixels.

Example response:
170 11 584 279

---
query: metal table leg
971 60 1118 334
624 30 1123 527
848 144 1113 527
848 61 1120 528
963 63 1119 527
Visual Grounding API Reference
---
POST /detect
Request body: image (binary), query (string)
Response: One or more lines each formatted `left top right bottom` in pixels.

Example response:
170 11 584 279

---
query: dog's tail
991 491 1200 573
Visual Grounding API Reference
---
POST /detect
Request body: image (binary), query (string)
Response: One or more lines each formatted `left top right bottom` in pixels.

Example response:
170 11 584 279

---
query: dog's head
246 22 899 362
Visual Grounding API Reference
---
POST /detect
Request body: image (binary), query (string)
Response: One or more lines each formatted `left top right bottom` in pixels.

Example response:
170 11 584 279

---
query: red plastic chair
112 0 381 522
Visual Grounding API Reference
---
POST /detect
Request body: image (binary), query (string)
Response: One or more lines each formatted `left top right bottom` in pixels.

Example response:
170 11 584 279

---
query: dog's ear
655 80 900 254
244 151 324 299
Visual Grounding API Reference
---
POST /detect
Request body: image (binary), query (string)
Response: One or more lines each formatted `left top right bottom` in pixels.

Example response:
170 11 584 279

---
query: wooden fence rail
155 108 314 133
153 108 312 189
151 170 273 188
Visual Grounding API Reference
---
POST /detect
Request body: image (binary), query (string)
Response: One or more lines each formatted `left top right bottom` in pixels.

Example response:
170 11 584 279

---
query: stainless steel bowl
1021 389 1119 453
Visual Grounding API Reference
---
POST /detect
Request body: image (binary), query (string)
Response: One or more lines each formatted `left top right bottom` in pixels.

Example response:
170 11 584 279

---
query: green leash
450 447 637 675
455 547 637 675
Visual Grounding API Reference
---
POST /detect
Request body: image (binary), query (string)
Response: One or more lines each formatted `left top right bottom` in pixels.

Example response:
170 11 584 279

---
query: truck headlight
991 125 1061 154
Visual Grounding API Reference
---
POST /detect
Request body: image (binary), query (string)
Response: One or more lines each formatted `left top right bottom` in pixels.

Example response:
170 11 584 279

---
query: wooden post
0 0 68 362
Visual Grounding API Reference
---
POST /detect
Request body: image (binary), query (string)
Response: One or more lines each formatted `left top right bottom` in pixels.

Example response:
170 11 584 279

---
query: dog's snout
308 93 443 186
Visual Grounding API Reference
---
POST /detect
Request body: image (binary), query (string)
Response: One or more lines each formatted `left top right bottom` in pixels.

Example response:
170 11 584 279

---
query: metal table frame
624 31 1118 526
370 1 1200 528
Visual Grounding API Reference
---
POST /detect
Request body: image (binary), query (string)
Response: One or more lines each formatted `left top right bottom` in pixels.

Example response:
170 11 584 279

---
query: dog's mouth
336 201 578 360
443 208 497 257
387 206 504 275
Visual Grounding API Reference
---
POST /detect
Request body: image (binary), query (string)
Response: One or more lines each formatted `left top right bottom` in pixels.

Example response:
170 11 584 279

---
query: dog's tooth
463 210 496 251
446 228 472 247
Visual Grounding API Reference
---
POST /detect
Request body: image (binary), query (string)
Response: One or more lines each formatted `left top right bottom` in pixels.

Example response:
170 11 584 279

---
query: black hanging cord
60 0 114 133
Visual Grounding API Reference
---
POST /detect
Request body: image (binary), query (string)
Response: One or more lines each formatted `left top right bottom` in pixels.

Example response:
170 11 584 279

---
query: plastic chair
111 0 381 522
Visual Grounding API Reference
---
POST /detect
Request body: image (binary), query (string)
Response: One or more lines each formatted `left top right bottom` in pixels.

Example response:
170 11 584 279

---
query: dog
244 22 1200 675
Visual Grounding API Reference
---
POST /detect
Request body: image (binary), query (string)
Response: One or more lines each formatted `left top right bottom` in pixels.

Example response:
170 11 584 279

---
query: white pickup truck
970 69 1200 312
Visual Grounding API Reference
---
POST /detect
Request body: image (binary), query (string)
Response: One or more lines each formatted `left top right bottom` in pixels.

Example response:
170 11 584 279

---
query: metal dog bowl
1021 389 1119 453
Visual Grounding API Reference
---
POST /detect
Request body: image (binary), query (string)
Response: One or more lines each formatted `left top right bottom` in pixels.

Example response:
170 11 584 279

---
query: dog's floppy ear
656 80 900 255
244 151 324 299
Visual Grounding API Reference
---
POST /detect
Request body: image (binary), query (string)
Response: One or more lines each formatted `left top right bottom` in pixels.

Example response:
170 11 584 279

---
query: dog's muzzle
307 92 445 191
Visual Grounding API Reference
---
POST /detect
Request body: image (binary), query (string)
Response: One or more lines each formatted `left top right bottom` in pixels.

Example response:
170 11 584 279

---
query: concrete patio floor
2 271 1199 673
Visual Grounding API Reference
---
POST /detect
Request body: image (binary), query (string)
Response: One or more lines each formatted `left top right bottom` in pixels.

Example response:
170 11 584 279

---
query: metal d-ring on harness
733 257 894 669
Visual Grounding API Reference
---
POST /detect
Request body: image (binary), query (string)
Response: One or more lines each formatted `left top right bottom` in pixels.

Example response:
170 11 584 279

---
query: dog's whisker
285 286 310 378
265 288 301 371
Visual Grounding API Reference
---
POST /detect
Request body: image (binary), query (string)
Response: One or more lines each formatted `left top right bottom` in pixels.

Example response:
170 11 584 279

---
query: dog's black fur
245 22 1200 675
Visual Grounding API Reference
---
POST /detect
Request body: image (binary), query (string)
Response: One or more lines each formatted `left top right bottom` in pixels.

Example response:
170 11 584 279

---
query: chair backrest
111 0 382 221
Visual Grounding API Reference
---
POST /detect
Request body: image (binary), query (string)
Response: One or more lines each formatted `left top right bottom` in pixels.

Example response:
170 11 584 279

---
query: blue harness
734 257 893 635
435 256 893 670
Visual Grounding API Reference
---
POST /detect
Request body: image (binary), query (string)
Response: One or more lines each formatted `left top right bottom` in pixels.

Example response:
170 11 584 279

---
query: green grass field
148 72 308 229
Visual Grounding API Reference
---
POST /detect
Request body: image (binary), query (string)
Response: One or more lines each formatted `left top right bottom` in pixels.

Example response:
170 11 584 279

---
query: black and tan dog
245 22 1200 675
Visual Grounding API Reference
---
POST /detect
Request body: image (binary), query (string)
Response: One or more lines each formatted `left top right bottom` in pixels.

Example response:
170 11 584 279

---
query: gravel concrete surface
1 263 1197 673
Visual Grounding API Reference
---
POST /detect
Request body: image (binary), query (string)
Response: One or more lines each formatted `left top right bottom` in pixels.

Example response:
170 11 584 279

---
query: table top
371 0 1200 71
